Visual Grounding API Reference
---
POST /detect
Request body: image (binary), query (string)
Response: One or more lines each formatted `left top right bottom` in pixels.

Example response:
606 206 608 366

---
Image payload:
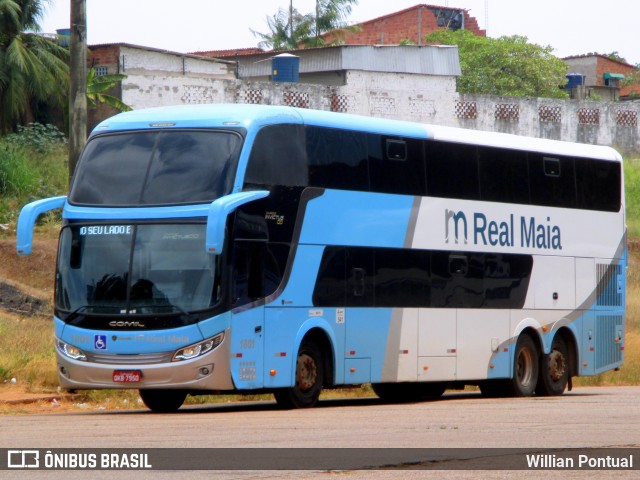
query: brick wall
322 5 485 45
595 57 632 86
88 45 120 72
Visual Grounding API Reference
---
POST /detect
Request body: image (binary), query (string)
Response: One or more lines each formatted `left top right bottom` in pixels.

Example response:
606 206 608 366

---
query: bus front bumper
55 331 235 391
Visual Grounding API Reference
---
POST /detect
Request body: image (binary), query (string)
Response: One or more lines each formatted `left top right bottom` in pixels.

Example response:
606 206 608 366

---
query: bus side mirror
16 196 67 255
206 190 269 255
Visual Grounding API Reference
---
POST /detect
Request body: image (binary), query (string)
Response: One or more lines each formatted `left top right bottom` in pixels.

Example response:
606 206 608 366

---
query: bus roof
92 104 621 162
424 124 621 162
91 103 431 139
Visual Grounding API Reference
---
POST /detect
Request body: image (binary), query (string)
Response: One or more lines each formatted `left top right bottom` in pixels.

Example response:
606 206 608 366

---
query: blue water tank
565 73 585 89
272 54 300 82
56 28 71 47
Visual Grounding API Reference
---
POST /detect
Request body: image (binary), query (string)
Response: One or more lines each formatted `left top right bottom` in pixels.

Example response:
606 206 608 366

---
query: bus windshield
69 130 242 206
56 223 220 316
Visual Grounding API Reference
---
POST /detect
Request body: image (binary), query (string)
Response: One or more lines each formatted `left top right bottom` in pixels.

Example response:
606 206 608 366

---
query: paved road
1 386 639 479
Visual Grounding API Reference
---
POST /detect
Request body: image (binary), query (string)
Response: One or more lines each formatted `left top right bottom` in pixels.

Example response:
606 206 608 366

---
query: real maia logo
445 209 562 250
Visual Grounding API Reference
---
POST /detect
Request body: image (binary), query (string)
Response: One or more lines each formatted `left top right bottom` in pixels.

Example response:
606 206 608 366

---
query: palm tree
253 0 358 50
0 0 69 133
312 0 359 45
86 67 131 112
252 6 314 51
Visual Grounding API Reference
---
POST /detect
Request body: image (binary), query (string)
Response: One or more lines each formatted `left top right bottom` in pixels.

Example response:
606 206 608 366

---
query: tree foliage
86 68 131 112
425 30 569 99
0 0 69 133
253 0 358 50
307 0 359 47
252 6 314 51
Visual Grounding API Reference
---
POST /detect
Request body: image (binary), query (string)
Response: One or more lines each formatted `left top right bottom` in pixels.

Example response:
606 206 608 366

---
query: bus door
229 240 267 389
417 252 480 382
418 309 457 381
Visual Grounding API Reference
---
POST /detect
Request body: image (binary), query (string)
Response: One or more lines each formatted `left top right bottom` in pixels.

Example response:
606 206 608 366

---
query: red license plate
113 370 142 383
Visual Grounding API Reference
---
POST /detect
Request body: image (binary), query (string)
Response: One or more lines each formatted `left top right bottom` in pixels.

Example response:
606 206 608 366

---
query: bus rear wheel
508 334 539 397
274 341 324 409
139 389 187 413
537 335 569 396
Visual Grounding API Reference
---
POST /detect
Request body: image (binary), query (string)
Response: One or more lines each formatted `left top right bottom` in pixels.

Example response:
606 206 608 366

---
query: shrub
3 123 67 154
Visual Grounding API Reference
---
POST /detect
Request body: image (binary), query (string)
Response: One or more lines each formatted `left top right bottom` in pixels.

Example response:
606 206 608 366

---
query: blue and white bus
17 104 626 412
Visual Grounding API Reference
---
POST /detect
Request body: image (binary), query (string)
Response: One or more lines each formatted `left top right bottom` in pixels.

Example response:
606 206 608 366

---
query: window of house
94 66 109 76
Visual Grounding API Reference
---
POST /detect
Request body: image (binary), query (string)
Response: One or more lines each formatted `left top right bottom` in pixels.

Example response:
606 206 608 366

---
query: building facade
564 54 640 101
321 4 485 45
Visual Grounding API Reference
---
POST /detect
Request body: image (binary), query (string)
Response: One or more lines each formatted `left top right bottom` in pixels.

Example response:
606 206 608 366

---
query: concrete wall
120 70 458 116
117 73 640 155
446 95 639 155
118 46 233 78
89 44 235 78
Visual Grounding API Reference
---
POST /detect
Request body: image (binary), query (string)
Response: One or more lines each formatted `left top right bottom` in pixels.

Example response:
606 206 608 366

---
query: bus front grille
85 351 174 365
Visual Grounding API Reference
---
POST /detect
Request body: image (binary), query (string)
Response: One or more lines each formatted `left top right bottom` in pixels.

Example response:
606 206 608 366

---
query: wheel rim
296 352 317 392
516 347 534 387
547 349 566 382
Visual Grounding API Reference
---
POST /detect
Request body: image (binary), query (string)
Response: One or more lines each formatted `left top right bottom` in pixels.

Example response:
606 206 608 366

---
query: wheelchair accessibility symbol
94 335 107 350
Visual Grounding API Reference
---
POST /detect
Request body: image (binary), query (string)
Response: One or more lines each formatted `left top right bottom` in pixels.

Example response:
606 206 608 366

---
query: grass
625 158 640 237
0 128 68 227
0 314 58 390
0 143 639 409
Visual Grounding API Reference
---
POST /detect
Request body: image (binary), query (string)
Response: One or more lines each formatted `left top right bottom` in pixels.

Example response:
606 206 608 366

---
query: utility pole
289 0 293 41
69 0 87 182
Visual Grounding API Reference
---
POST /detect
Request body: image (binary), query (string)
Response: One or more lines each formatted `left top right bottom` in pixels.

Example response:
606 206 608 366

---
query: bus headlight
56 339 87 361
172 333 224 362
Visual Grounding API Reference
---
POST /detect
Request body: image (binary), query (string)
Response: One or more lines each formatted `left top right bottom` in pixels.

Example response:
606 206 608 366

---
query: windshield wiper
60 305 91 324
166 303 195 323
129 303 196 322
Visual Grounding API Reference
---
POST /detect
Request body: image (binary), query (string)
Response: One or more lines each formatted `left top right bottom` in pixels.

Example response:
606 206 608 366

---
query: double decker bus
17 104 626 412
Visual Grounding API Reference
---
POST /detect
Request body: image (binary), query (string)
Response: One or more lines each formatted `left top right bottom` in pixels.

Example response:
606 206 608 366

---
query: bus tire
508 334 539 397
274 340 324 409
139 389 187 412
537 334 569 396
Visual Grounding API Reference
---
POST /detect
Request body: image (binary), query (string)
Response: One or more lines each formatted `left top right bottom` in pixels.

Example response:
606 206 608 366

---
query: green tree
308 0 359 47
253 0 358 50
86 67 131 112
0 0 69 133
252 6 314 51
585 51 628 63
425 30 568 99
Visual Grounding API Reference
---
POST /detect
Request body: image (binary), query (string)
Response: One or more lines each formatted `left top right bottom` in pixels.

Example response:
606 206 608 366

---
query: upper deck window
69 130 242 206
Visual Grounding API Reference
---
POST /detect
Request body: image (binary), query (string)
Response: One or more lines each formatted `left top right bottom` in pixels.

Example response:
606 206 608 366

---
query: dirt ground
0 235 57 314
0 232 67 413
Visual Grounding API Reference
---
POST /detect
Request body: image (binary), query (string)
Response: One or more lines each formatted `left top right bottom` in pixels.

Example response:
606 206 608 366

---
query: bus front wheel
274 341 324 409
537 334 569 396
139 389 187 413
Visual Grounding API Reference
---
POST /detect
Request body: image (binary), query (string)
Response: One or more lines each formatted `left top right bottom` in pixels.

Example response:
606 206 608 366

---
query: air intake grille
595 314 623 370
85 351 174 365
596 263 623 307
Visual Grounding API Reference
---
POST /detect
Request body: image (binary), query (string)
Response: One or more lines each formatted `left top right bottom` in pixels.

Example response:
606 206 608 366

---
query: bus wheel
508 334 539 397
537 335 569 396
274 341 324 409
139 389 187 413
